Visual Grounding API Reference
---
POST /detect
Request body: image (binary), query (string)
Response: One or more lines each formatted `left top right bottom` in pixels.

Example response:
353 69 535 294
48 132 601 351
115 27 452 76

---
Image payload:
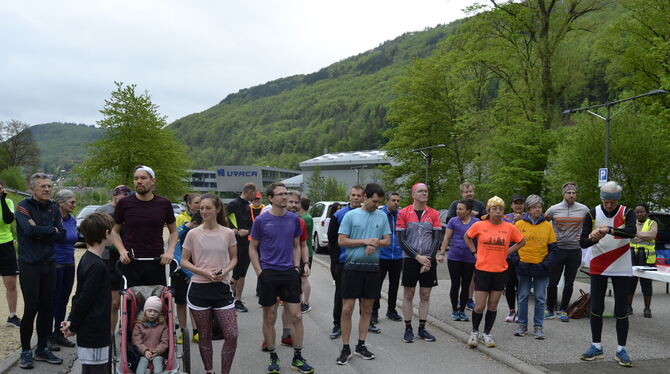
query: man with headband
397 183 443 343
544 182 588 321
113 166 178 287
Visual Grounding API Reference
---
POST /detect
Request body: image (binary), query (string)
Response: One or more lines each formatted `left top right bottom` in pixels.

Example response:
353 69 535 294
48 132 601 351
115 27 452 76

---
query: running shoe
643 308 652 318
418 328 436 342
336 347 352 365
281 335 293 346
53 332 75 348
615 348 633 367
466 299 475 310
480 333 496 348
300 303 311 314
403 327 414 343
46 337 61 352
235 300 249 313
192 333 199 343
557 310 569 322
19 350 33 369
291 356 314 373
533 326 545 340
354 344 375 360
386 311 402 321
6 315 21 328
261 341 270 352
544 310 555 319
176 331 184 345
368 322 381 334
267 358 280 374
458 310 469 322
467 331 478 348
451 311 460 321
330 325 341 339
34 348 63 364
514 325 527 337
580 345 604 361
505 310 516 323
371 313 378 325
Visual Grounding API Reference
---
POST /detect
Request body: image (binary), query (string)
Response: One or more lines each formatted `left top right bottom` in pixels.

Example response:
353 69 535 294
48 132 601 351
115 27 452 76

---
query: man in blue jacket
372 192 403 326
15 173 66 369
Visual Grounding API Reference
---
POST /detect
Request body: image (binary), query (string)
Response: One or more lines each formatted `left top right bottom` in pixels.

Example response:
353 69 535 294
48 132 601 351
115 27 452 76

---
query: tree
0 119 41 171
305 167 347 201
76 82 189 199
0 166 26 190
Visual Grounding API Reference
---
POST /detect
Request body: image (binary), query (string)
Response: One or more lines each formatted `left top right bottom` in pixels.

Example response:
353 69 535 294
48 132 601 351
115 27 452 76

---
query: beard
136 186 150 195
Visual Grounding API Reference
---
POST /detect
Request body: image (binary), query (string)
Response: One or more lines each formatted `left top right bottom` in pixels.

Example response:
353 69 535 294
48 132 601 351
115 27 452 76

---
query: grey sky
1 0 476 126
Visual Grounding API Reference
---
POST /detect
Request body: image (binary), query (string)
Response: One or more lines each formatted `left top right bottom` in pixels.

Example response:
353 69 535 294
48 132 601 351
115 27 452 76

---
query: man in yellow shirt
513 195 557 340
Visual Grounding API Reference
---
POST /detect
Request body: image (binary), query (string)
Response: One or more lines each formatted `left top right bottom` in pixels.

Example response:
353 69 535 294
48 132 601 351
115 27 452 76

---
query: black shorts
171 270 189 305
257 269 301 307
104 251 122 291
402 258 438 288
341 270 381 300
121 261 166 288
232 244 250 280
187 282 235 310
474 269 506 292
0 241 18 276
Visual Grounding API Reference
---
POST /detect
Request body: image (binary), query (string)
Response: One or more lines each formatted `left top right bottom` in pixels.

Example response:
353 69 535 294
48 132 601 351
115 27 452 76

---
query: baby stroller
111 257 190 374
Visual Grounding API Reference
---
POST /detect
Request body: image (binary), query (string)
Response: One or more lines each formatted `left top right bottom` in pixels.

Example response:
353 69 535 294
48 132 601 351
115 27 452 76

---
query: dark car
650 211 670 264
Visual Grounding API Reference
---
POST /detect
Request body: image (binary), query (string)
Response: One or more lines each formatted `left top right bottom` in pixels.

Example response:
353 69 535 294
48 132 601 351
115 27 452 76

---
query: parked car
76 205 101 241
172 203 185 216
309 201 346 254
650 211 670 264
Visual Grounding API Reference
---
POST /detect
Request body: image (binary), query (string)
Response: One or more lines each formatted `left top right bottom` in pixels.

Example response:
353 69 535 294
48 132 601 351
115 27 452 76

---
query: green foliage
29 123 104 173
306 167 347 201
0 166 26 190
0 119 41 172
76 82 189 199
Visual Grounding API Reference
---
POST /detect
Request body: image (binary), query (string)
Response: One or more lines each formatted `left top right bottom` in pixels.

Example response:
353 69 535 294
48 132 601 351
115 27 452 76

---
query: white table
633 266 670 284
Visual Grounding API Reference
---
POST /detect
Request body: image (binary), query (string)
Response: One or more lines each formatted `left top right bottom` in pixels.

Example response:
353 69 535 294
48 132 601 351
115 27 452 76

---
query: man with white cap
113 166 177 287
544 182 589 321
579 181 636 367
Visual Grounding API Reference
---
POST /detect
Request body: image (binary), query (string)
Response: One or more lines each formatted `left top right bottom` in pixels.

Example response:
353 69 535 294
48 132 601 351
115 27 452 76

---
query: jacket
132 320 169 356
15 197 65 264
515 213 557 277
379 205 402 260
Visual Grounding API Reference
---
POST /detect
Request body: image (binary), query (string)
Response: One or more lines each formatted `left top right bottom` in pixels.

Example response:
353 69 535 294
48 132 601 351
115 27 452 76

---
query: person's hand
589 229 604 241
365 245 376 256
119 249 131 264
420 265 430 273
60 321 74 337
238 229 249 237
365 238 379 247
415 254 431 267
28 219 36 226
160 252 173 265
513 212 522 220
206 269 224 282
144 350 153 360
437 253 446 264
302 263 310 277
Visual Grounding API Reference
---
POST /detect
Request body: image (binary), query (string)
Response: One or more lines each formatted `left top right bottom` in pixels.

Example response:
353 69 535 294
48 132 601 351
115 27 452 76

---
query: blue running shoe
451 311 460 321
557 311 569 322
34 348 62 365
292 356 315 373
544 310 556 320
580 345 604 361
19 350 33 369
267 358 280 373
458 310 469 321
418 328 436 342
466 299 475 310
403 327 414 343
615 348 633 367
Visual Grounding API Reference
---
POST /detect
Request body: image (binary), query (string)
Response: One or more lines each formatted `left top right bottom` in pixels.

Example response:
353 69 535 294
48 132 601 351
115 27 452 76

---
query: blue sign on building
217 168 258 177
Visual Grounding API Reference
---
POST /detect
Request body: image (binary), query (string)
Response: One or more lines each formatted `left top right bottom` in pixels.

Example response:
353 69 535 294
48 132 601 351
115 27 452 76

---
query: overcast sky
1 0 477 126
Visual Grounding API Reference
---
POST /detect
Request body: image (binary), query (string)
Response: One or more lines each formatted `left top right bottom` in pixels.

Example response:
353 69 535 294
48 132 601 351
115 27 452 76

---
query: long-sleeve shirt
15 197 65 264
545 200 589 250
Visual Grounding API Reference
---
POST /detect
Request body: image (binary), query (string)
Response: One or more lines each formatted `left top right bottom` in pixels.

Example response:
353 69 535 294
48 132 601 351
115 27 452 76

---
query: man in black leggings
15 173 66 369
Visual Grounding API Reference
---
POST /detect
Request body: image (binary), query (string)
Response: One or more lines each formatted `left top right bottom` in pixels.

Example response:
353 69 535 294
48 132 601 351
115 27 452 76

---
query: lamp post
351 165 368 185
410 144 446 187
563 89 667 172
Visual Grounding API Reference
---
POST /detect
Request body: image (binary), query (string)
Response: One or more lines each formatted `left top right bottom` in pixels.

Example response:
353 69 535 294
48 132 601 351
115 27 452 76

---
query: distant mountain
30 122 104 172
169 21 464 169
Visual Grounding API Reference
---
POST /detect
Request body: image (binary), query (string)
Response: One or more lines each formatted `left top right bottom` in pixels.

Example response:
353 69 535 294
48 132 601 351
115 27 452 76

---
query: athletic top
514 216 556 264
396 205 442 258
466 220 524 272
114 194 175 258
54 214 78 265
0 197 14 243
545 200 589 250
301 212 314 257
182 225 236 284
581 205 635 276
226 196 252 248
338 207 391 272
446 216 479 263
250 211 301 271
96 203 120 260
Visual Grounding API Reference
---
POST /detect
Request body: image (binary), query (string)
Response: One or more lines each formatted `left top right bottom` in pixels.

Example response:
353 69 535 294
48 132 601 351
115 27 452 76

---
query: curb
312 255 546 374
0 338 78 374
0 348 21 374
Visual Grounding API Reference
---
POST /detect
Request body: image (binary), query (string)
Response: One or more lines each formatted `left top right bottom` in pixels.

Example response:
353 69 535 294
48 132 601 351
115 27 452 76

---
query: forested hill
30 122 104 172
169 21 464 169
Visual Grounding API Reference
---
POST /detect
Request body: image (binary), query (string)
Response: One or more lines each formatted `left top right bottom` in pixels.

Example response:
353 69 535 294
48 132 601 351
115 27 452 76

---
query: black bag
126 342 142 371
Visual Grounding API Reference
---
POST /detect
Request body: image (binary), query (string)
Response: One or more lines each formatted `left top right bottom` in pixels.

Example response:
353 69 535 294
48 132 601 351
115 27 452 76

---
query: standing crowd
0 167 661 373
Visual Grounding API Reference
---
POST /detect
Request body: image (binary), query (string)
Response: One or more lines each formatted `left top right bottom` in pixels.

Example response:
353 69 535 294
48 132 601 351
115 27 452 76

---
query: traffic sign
598 168 608 187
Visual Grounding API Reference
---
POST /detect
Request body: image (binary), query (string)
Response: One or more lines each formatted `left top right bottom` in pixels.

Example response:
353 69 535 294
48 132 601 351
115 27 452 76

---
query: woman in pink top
181 194 238 374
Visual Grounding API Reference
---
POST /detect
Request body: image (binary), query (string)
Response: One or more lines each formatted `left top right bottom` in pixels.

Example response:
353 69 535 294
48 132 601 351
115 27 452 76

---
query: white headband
136 165 155 178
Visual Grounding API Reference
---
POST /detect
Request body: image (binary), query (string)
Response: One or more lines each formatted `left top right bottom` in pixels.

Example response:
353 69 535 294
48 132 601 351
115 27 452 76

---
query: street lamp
351 165 368 185
563 89 667 177
410 144 446 187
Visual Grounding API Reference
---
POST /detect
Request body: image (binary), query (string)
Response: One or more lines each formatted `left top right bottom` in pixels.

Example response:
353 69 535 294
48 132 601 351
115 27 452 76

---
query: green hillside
30 122 104 172
169 21 464 169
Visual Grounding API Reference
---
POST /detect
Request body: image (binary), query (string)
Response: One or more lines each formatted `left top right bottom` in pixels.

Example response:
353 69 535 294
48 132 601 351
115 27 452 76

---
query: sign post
598 168 608 187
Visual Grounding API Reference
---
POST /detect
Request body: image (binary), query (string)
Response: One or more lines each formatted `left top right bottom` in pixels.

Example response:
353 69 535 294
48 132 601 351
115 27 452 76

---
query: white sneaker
467 331 479 348
480 333 496 348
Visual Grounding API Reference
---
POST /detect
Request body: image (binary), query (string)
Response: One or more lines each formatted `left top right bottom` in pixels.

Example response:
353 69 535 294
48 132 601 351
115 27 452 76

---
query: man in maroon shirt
113 166 178 287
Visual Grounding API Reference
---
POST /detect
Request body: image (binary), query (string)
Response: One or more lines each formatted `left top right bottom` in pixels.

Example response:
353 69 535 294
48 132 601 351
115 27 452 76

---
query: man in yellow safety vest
627 203 657 318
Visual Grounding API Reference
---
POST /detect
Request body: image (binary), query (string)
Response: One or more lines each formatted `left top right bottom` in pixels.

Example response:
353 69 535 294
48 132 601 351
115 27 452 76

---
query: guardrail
4 187 31 197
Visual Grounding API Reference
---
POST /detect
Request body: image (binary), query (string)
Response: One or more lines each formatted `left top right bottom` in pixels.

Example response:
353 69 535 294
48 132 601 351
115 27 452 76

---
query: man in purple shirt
113 166 177 287
249 182 314 374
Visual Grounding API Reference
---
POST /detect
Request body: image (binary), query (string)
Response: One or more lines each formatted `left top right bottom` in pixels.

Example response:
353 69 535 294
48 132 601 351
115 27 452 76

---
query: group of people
0 167 661 372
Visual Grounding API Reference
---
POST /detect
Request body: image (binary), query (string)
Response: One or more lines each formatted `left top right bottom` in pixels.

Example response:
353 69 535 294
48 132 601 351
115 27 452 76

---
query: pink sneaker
505 310 516 323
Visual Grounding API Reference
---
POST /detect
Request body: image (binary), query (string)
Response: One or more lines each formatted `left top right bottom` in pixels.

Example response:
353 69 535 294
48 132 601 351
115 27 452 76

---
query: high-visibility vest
631 218 656 265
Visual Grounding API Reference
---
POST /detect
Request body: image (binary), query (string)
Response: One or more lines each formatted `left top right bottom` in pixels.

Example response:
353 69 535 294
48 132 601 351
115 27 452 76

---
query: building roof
299 150 397 168
281 174 303 187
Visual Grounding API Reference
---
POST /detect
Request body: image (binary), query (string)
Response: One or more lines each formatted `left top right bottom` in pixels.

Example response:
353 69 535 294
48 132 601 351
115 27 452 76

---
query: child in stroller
132 296 169 374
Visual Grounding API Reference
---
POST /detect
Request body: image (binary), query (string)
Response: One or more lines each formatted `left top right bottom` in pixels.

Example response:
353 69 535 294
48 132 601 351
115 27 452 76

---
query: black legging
373 259 403 316
590 274 629 345
547 249 582 311
332 263 343 326
447 260 474 312
504 258 517 310
19 262 56 351
52 264 75 334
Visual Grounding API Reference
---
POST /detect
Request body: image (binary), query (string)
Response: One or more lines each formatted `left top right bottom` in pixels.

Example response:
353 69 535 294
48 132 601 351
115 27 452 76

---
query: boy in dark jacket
62 213 115 374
